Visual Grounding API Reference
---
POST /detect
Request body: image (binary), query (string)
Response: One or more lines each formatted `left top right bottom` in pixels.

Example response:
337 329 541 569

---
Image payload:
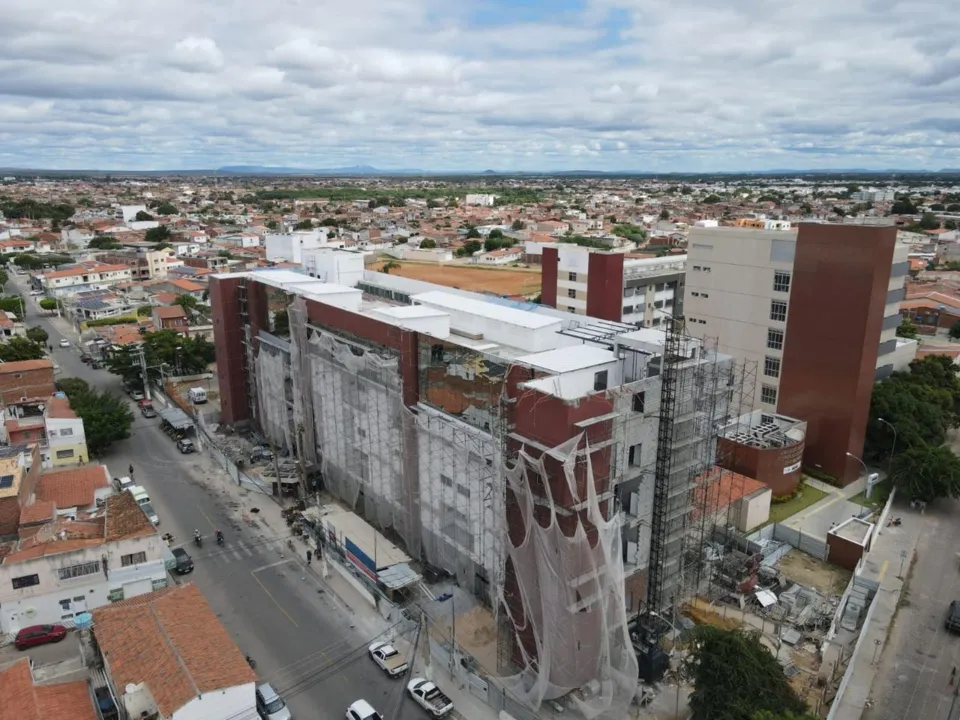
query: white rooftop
373 305 447 319
412 290 561 330
516 345 618 374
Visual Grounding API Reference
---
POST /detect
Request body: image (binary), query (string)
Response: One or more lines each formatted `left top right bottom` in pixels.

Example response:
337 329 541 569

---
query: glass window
761 385 778 405
568 272 577 282
767 329 784 350
121 552 147 567
764 356 781 378
774 271 791 293
770 300 787 322
567 288 576 299
12 574 39 590
594 370 608 391
632 392 646 413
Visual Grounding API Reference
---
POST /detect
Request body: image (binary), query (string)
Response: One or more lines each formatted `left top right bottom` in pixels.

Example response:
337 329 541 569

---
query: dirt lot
778 549 852 595
369 260 541 297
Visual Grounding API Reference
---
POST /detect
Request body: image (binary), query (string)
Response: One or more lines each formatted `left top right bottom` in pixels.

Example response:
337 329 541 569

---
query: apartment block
684 223 913 485
541 245 685 324
211 267 748 715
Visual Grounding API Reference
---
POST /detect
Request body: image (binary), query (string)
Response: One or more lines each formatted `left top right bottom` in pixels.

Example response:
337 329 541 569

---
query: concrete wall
169 682 255 720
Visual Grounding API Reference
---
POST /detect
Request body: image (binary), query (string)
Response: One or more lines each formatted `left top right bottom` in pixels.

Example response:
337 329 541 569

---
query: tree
891 197 918 215
890 444 960 502
659 209 670 220
419 239 437 249
950 321 960 340
946 219 958 230
265 220 278 230
685 626 808 720
174 294 198 316
930 203 946 211
294 219 313 230
104 330 215 385
55 377 90 397
134 210 154 221
155 202 177 216
702 194 722 204
88 236 122 249
489 229 504 240
948 204 960 212
466 227 481 239
39 297 60 311
463 240 482 256
0 268 7 288
918 212 940 230
0 337 45 361
511 219 526 230
25 326 48 344
381 260 401 275
63 384 134 456
896 318 918 339
144 225 171 244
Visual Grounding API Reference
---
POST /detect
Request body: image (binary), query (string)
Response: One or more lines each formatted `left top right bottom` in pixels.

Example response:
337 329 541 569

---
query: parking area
0 630 83 675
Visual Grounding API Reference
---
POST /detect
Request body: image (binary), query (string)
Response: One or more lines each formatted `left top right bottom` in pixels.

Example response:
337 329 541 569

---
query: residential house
0 445 41 538
0 658 98 720
218 233 261 248
40 263 132 297
0 488 166 633
471 247 524 265
0 310 25 339
0 359 55 406
43 395 89 468
93 583 258 720
152 305 188 333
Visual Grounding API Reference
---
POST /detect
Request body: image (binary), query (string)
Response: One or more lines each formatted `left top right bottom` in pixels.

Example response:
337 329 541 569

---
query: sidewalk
827 503 924 720
779 475 877 539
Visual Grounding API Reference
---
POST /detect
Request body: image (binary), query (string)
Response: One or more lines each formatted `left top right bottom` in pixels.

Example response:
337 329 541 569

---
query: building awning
377 562 421 590
157 407 194 430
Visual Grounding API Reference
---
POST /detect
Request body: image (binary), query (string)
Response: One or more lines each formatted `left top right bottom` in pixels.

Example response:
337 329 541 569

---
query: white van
188 387 207 404
129 486 150 507
115 476 135 493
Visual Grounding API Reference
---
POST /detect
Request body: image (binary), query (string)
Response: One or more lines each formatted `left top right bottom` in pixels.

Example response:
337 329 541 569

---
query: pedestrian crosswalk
191 539 278 567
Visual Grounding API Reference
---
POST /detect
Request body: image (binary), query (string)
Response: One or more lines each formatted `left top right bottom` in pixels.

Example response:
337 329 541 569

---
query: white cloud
0 0 957 170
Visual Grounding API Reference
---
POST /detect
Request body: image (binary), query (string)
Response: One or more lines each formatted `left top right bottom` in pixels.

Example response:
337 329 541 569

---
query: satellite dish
125 683 138 694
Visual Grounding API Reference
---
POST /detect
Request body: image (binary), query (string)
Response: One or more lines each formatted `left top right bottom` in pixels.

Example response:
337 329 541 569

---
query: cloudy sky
0 0 957 172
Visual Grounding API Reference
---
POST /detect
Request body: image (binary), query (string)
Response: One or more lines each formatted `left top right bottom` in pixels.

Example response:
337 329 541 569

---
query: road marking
198 506 218 530
252 558 293 572
251 567 300 628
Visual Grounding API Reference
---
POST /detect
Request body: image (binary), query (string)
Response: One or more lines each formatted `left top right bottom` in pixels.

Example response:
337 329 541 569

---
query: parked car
139 400 157 418
29 290 43 296
256 683 292 720
946 601 960 633
250 446 274 463
114 476 135 493
58 338 70 347
346 700 382 720
407 679 454 717
129 390 145 401
177 438 196 454
368 642 408 677
80 354 92 364
171 547 194 574
140 502 159 526
15 624 67 650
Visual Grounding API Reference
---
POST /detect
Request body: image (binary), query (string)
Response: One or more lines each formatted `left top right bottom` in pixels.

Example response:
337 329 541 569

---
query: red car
15 624 67 650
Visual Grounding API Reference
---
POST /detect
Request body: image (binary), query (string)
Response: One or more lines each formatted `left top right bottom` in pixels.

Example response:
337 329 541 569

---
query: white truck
406 678 454 717
367 641 408 678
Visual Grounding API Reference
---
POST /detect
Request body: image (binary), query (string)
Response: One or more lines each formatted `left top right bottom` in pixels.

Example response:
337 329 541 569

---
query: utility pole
137 345 151 401
421 610 432 681
295 423 308 499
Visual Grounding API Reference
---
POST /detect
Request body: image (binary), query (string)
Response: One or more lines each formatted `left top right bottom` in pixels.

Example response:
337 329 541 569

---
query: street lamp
877 417 897 469
846 452 868 481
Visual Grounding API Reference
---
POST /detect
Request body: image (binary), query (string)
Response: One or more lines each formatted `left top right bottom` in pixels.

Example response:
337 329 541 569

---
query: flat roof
412 290 561 330
373 305 448 319
516 345 617 374
831 517 873 545
318 507 410 569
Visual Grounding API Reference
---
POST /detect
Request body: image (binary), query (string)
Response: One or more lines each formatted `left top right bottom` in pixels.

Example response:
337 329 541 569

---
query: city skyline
1 0 958 172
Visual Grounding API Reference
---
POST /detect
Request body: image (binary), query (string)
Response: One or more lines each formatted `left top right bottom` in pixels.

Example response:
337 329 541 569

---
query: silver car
256 683 291 720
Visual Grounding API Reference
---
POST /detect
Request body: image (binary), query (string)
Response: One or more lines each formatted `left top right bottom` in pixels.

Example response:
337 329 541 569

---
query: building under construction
210 265 754 718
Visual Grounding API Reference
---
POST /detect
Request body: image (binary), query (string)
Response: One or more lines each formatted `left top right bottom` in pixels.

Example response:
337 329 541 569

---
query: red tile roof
0 359 53 374
93 584 256 717
692 466 769 520
104 489 155 542
0 658 97 720
36 466 109 508
19 500 55 526
154 306 187 319
35 681 98 720
0 659 41 720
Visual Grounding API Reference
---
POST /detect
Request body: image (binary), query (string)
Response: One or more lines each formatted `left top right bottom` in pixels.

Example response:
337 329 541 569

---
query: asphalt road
14 277 421 720
864 497 960 720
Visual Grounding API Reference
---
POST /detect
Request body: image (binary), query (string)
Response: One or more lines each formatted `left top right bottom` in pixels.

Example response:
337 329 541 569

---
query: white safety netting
499 432 638 719
254 341 292 453
289 303 421 559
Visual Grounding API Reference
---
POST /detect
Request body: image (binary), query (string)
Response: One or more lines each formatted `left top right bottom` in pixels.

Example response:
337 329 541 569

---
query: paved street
864 498 960 720
13 277 424 719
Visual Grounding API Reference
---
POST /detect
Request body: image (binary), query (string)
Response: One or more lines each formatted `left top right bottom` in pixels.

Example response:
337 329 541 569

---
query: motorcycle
194 534 203 548
216 532 224 546
246 655 257 670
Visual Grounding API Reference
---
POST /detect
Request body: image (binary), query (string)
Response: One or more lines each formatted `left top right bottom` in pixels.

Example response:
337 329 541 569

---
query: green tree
174 294 198 316
25 326 48 344
462 240 483 255
948 203 960 212
145 225 171 244
55 377 90 397
266 220 278 230
950 321 960 340
0 268 7 288
380 260 401 275
294 219 313 230
39 297 60 311
930 203 946 211
892 197 918 215
0 337 45 361
511 219 526 230
419 238 437 249
896 318 918 339
64 385 134 456
890 444 960 502
155 202 177 216
659 208 670 220
685 626 808 720
104 330 215 385
134 210 154 221
919 212 940 230
466 227 481 239
946 219 958 230
702 194 722 204
88 236 122 249
484 237 505 252
488 229 504 240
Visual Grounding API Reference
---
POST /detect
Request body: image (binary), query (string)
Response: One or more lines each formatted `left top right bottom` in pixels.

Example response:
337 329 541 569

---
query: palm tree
381 260 401 275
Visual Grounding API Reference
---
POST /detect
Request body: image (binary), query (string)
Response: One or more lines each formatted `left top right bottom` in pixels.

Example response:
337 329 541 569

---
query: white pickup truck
406 678 454 717
368 641 408 678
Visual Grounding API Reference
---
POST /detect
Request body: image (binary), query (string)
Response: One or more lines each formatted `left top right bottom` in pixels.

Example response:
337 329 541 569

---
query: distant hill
215 165 425 175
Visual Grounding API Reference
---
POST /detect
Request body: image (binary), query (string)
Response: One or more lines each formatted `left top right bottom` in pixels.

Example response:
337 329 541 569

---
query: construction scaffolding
254 333 293 454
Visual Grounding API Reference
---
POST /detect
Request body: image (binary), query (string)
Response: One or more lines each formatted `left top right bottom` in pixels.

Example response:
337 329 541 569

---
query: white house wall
169 683 257 720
